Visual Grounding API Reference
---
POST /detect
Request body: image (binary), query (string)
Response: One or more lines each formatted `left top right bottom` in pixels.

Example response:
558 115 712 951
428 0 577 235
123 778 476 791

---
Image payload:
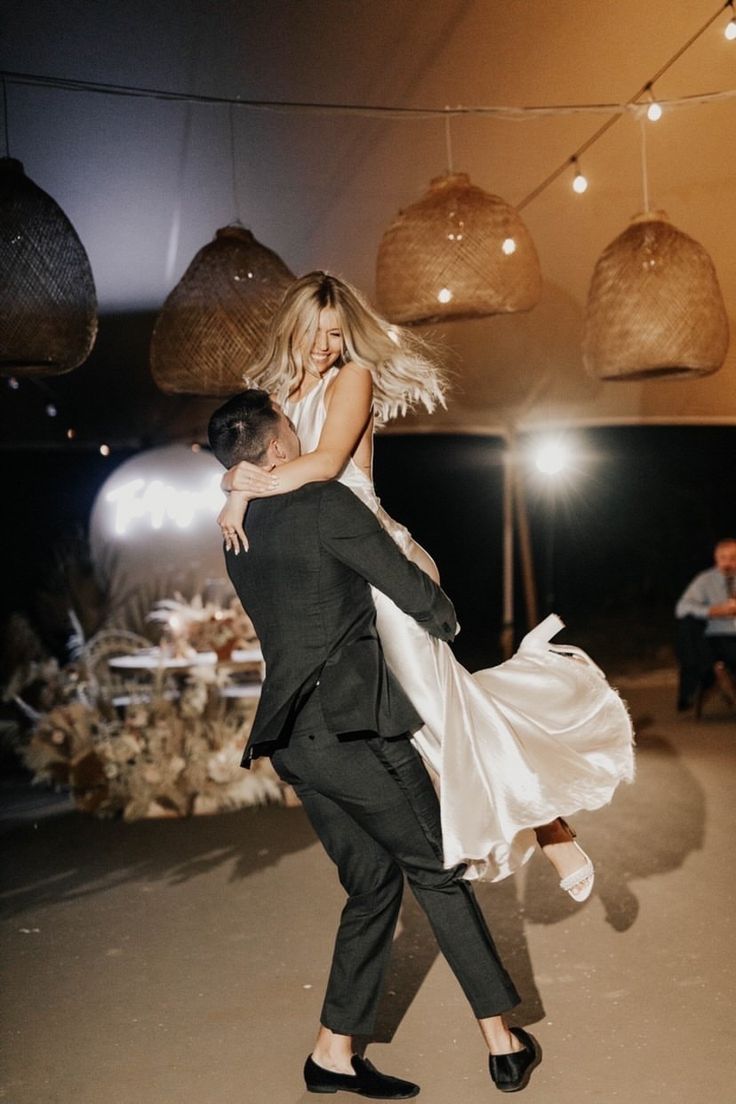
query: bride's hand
218 492 250 554
222 460 278 496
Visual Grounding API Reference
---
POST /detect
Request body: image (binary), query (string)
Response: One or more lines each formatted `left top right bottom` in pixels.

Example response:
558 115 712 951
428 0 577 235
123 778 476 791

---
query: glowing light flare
646 87 662 122
573 172 588 194
106 474 223 535
501 237 517 255
533 438 573 476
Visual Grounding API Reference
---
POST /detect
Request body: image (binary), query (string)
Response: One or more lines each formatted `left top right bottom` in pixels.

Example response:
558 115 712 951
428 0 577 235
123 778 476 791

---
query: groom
208 389 541 1097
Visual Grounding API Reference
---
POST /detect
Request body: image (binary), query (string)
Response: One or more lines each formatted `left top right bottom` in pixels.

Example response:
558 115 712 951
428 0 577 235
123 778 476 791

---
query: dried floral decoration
12 595 287 820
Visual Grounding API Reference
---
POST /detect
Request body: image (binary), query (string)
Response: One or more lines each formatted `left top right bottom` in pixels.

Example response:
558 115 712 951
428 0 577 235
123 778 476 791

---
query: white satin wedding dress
284 369 635 882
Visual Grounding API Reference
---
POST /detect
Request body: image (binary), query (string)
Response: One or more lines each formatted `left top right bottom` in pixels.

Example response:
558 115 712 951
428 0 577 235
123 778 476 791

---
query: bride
217 271 634 892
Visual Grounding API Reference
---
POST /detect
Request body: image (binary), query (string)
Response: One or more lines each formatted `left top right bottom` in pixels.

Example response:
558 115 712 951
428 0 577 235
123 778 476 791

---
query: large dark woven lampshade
583 211 729 381
0 158 97 376
376 172 541 325
150 226 295 396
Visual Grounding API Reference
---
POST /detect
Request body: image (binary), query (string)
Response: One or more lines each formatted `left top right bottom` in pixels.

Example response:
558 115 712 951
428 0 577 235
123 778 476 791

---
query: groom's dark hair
208 389 281 469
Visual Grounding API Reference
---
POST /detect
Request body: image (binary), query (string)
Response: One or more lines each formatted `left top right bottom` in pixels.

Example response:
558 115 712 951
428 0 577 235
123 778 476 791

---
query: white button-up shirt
676 567 736 636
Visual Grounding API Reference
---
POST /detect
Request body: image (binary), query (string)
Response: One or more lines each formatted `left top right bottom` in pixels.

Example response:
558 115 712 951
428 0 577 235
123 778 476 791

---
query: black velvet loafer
488 1027 541 1093
304 1054 420 1098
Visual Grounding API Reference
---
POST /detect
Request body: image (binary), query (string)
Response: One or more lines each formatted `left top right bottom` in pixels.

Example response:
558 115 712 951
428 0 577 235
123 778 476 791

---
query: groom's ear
270 436 287 463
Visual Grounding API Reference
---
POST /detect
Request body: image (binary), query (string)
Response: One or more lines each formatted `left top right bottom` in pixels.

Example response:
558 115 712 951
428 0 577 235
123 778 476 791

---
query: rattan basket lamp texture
150 226 295 396
0 158 98 376
583 211 729 381
376 172 542 325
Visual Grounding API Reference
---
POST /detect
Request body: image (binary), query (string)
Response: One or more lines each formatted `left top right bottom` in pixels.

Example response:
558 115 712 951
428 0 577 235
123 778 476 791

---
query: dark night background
3 417 733 675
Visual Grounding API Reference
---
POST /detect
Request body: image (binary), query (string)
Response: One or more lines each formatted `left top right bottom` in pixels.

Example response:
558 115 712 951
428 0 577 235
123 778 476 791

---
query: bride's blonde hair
245 272 447 425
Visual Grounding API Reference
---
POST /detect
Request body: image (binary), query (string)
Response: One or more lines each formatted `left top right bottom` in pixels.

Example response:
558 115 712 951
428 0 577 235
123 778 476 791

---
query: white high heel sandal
536 817 596 903
558 842 595 902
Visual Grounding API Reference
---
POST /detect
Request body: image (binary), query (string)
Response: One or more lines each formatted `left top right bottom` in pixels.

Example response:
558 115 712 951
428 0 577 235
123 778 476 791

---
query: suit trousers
270 729 520 1037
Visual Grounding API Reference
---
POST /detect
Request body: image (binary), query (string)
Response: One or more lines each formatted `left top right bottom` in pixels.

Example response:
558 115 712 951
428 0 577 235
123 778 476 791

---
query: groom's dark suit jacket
224 481 457 766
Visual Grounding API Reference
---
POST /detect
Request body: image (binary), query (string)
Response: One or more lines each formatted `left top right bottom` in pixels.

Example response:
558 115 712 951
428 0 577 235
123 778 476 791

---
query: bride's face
301 306 343 375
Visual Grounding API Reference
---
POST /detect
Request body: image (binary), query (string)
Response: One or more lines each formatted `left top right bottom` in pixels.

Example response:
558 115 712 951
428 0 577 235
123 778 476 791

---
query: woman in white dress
218 272 634 892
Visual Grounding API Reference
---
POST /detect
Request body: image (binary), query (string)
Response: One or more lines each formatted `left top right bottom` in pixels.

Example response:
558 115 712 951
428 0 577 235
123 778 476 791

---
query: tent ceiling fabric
1 0 734 440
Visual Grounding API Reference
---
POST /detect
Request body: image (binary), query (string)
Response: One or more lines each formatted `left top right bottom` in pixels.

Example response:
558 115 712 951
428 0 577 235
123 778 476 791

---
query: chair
81 629 155 706
694 661 736 719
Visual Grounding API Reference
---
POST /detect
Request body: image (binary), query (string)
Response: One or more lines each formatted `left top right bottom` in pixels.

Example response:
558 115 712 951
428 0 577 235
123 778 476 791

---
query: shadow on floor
0 802 317 918
369 719 705 1040
522 723 706 934
0 713 706 1052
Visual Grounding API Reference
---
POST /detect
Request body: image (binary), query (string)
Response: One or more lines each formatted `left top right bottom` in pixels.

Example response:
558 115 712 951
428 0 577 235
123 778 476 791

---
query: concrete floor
1 679 734 1104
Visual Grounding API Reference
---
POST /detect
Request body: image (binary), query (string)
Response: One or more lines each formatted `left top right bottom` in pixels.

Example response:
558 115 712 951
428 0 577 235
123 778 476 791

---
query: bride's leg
534 818 595 902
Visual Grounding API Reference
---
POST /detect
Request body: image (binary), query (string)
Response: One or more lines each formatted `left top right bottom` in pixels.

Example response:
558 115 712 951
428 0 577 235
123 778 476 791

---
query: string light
45 403 57 417
517 4 730 210
571 156 589 193
7 376 20 390
0 0 730 358
726 0 736 39
646 84 663 122
99 444 110 457
66 427 76 439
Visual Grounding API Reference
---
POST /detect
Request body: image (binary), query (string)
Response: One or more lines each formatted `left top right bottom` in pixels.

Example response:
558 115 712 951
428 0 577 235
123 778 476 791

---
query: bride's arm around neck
269 362 374 494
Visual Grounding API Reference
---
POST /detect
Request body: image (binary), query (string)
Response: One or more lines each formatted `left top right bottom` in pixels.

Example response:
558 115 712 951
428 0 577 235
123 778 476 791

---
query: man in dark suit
208 390 540 1098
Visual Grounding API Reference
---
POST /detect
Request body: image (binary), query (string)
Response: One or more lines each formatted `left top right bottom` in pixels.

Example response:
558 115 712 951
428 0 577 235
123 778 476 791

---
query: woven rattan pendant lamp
376 172 542 325
0 158 98 376
150 226 295 396
583 211 729 381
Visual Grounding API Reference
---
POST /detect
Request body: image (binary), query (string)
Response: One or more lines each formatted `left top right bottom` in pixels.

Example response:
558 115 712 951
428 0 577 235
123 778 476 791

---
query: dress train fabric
284 370 635 882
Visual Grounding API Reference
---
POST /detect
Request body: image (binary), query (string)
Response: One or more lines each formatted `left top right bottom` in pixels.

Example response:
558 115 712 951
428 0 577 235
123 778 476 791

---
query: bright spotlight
534 439 571 475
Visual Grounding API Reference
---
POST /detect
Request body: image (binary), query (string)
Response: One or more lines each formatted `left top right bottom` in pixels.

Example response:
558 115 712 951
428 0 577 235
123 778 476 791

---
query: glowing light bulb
66 428 76 440
646 86 662 122
8 377 19 390
437 287 453 303
100 444 111 457
570 157 588 194
502 237 516 255
45 403 57 417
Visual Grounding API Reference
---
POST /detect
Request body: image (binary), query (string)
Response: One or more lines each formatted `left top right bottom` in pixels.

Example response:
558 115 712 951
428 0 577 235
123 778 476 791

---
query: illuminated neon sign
106 476 223 535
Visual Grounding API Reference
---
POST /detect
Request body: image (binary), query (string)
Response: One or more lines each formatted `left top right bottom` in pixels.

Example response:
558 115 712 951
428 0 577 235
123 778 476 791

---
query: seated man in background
676 538 736 710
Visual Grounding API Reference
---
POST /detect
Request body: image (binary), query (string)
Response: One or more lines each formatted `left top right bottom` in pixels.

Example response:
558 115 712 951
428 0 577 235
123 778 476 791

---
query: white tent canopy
2 0 734 434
